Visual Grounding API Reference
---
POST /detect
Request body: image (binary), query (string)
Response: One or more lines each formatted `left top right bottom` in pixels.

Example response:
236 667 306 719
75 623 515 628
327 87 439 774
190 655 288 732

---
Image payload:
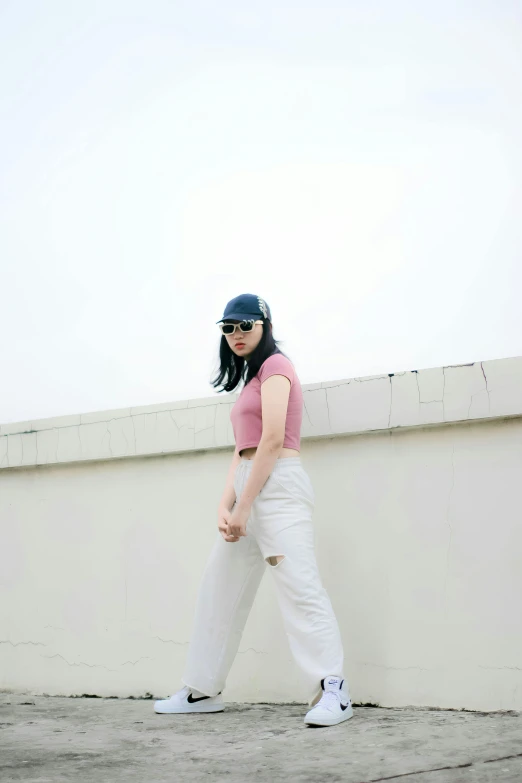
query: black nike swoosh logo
187 693 210 703
341 703 350 711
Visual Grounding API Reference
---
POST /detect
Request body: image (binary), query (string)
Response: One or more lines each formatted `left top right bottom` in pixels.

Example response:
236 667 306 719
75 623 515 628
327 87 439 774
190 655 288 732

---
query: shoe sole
305 705 354 726
154 702 225 714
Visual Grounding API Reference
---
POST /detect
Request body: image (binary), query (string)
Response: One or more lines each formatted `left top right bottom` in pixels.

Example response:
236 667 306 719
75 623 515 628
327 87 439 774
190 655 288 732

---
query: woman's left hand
227 505 249 539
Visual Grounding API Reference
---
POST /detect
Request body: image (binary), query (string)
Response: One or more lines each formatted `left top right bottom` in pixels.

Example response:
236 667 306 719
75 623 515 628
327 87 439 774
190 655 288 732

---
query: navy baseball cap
216 293 271 324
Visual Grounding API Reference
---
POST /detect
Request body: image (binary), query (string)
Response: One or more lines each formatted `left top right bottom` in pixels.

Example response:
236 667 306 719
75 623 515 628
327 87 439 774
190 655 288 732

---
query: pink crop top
230 353 303 454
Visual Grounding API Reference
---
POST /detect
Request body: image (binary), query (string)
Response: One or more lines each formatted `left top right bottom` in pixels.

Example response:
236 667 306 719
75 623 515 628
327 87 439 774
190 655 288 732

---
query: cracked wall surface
1 415 521 707
1 355 522 707
1 355 521 470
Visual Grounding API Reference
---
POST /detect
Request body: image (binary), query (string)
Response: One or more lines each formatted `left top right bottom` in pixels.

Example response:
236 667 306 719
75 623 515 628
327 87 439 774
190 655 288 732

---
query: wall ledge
1 356 521 470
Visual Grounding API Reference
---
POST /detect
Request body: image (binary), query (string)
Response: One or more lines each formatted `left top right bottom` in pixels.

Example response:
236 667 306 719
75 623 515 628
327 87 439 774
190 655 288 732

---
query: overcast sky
1 0 521 425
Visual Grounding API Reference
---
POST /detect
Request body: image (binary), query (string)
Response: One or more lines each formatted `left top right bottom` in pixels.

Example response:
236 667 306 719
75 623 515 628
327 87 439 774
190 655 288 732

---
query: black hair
211 319 290 393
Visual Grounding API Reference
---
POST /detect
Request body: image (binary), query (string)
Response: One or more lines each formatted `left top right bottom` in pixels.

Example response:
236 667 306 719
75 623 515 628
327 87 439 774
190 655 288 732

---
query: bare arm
219 445 242 512
234 374 291 515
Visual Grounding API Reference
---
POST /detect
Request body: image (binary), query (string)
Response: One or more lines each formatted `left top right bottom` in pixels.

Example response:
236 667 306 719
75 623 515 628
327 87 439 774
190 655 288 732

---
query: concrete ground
0 694 521 783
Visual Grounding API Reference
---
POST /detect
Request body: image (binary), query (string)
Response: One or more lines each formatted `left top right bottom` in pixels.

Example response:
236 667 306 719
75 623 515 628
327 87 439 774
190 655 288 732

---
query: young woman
154 293 353 727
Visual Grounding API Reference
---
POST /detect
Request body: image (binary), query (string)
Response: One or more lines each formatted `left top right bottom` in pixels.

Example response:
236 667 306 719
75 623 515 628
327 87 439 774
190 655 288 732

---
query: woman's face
224 320 265 360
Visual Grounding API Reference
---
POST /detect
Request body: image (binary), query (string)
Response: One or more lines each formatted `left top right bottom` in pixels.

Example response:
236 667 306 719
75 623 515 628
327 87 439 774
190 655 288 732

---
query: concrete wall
1 356 521 710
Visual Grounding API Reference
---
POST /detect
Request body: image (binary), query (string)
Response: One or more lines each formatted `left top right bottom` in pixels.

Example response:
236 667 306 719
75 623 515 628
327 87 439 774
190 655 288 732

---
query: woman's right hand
218 505 240 543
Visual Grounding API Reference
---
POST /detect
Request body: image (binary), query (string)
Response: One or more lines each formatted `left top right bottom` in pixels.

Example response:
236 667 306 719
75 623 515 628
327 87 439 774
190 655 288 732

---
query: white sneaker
154 686 225 714
304 676 354 727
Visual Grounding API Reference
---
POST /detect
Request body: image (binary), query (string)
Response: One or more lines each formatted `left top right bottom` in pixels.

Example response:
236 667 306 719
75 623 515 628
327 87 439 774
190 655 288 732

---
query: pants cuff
181 678 221 698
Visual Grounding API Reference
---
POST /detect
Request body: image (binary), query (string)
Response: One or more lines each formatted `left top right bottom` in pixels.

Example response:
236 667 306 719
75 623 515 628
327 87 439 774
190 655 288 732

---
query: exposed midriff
239 446 300 460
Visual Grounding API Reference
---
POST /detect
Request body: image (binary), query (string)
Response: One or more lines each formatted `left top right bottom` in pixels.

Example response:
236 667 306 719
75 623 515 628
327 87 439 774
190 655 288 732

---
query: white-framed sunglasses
218 320 264 335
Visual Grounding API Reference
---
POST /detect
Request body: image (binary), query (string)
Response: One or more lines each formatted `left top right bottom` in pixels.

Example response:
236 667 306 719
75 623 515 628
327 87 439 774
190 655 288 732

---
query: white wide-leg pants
182 456 346 706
